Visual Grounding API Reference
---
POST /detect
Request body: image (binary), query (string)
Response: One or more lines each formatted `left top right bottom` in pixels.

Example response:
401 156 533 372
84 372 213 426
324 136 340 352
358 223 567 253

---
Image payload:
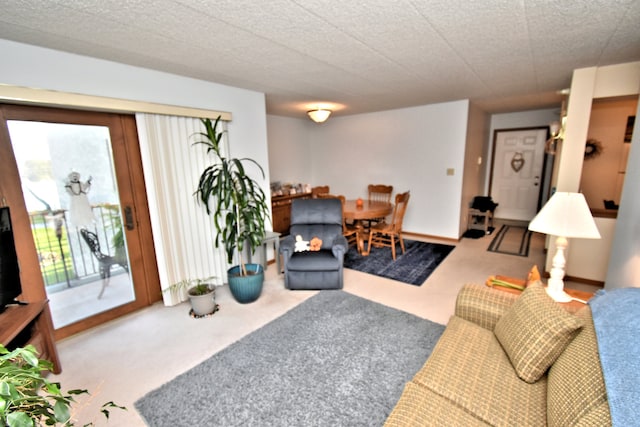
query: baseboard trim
403 231 459 245
564 275 605 288
542 271 604 288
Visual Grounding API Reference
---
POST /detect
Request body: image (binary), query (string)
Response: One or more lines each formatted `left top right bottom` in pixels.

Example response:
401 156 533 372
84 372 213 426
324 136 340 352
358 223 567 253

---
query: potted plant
0 344 123 427
193 116 270 304
164 277 217 316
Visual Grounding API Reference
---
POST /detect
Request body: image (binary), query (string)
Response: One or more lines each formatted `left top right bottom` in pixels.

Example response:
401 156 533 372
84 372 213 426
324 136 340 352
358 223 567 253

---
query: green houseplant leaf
193 116 270 276
0 344 124 426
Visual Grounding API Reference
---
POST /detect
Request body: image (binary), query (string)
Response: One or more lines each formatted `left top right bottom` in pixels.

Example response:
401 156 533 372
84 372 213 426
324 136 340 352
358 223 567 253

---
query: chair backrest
289 198 343 249
389 191 410 232
318 193 348 232
368 184 393 203
311 185 330 198
80 228 108 261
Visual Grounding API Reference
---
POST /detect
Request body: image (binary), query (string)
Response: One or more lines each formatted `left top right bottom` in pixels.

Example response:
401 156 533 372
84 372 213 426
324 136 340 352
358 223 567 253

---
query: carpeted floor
487 225 532 257
135 291 445 427
343 239 454 286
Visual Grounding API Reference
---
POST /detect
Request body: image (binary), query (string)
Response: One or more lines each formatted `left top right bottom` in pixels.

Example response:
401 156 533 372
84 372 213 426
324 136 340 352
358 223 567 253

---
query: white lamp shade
307 109 331 123
528 192 600 239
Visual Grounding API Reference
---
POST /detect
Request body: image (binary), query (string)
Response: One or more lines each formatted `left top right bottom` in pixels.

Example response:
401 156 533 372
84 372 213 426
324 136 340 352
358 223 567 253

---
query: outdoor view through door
0 104 159 338
7 120 135 328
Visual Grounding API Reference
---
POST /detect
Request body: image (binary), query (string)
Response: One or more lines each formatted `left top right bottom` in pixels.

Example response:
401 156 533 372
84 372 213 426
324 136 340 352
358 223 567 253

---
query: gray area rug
135 291 445 426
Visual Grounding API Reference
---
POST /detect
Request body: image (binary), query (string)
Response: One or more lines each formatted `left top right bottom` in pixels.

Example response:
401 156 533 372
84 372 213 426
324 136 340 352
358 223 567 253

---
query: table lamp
528 192 601 302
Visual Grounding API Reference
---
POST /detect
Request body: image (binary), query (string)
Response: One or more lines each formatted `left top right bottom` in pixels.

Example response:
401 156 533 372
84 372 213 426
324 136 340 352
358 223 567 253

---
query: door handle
124 206 135 230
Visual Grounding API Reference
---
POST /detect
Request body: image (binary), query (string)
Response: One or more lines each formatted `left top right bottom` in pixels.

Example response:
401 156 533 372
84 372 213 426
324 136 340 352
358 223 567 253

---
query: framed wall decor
624 116 635 143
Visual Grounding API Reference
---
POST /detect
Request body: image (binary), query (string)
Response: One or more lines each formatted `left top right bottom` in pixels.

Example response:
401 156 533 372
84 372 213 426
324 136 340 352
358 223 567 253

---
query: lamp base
545 286 572 303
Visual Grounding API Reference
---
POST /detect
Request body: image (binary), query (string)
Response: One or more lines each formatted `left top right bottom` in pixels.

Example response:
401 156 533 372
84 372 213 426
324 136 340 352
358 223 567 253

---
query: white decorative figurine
65 171 95 228
294 235 310 252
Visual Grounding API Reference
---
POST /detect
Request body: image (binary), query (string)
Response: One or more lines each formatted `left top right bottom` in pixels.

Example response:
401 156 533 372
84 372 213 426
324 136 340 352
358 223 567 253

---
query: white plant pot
188 288 216 316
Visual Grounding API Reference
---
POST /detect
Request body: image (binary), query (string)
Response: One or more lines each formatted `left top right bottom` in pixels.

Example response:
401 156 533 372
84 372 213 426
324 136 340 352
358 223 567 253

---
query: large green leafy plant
0 345 123 427
193 117 270 276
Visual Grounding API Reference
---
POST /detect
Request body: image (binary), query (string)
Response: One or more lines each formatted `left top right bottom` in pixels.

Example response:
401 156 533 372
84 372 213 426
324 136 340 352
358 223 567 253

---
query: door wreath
510 152 525 172
584 139 603 159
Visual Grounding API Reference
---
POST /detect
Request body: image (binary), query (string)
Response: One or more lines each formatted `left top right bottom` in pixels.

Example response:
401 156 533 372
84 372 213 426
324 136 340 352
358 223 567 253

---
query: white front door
490 128 547 221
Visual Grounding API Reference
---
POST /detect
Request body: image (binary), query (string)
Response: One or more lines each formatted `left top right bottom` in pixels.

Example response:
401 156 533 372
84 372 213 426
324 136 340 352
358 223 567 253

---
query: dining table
343 199 393 221
343 199 393 254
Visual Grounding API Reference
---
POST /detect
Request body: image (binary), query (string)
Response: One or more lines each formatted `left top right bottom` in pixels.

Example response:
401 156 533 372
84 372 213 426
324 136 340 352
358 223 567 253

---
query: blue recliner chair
280 198 348 290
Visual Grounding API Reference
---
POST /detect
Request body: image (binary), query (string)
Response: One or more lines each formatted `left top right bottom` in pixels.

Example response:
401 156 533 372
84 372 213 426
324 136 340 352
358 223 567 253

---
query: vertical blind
136 113 228 305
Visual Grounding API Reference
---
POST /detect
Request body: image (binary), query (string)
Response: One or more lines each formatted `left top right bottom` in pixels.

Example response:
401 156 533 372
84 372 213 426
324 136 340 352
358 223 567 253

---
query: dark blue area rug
135 291 445 427
343 239 455 286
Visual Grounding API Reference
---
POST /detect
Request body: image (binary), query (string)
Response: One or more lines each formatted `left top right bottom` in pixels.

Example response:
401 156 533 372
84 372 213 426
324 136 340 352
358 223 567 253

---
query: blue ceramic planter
227 263 264 304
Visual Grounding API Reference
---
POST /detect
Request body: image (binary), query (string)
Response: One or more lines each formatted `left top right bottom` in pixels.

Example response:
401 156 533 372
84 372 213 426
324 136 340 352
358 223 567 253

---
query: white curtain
136 114 229 305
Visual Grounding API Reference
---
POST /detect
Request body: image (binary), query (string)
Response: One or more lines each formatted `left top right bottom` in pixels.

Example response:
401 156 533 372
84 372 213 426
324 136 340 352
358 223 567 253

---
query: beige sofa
385 283 611 426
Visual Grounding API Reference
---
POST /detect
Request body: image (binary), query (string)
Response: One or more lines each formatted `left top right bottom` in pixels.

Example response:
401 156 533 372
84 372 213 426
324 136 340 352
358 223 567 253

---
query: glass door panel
7 120 135 328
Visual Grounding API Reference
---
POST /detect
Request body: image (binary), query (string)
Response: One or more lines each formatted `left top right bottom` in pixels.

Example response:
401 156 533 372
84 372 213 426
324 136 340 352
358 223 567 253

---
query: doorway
489 127 549 221
0 104 160 339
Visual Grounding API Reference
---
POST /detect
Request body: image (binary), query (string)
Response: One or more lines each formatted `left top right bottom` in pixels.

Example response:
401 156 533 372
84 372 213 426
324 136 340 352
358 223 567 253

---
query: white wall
489 108 559 132
580 98 637 208
267 100 470 239
558 62 640 288
461 103 490 235
0 39 270 189
606 99 640 288
266 115 313 185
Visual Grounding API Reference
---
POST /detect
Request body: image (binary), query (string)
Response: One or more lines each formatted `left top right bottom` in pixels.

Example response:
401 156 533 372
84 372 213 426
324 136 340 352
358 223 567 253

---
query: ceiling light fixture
307 109 331 123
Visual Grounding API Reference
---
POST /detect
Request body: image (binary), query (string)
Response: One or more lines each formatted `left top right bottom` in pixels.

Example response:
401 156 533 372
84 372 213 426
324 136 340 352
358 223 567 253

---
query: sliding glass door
0 104 160 339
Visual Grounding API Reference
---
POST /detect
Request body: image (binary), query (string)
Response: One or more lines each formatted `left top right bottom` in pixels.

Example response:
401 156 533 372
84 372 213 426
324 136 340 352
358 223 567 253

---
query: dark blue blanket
589 287 640 427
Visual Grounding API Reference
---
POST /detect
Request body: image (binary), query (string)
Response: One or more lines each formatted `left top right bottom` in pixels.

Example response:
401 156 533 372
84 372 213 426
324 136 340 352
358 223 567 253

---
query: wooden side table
488 281 594 313
0 300 61 373
248 231 281 273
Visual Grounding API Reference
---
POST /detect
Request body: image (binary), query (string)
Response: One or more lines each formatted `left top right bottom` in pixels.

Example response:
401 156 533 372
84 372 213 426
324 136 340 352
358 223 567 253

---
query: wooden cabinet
0 300 61 373
271 193 311 235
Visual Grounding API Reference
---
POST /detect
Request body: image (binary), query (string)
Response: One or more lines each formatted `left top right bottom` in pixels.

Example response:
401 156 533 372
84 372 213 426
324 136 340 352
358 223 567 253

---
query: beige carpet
52 225 599 426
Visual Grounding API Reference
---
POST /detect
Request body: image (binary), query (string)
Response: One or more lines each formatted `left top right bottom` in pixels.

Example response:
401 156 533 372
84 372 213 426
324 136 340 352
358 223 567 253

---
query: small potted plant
193 116 270 304
0 344 124 426
164 276 217 316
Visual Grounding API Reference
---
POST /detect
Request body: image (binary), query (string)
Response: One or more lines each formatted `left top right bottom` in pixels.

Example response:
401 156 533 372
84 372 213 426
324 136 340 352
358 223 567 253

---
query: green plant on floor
0 344 124 427
164 276 216 296
193 116 270 276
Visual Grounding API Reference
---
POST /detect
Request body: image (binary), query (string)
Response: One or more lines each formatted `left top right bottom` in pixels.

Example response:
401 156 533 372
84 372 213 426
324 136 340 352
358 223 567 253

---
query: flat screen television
0 207 23 312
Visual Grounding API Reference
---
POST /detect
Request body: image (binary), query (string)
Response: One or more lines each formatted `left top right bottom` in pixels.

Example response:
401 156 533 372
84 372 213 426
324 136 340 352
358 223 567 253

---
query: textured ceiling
1 0 639 118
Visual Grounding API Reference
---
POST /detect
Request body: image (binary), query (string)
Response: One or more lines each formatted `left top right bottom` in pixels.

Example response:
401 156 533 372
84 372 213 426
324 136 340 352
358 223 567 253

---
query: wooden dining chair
365 191 410 260
319 194 364 253
365 184 394 228
368 184 393 203
311 185 330 198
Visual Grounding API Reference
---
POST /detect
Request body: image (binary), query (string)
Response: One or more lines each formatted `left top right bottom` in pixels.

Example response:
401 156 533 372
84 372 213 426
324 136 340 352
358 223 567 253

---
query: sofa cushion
547 306 611 427
384 382 489 426
412 316 547 426
455 283 518 330
494 282 583 383
285 250 341 271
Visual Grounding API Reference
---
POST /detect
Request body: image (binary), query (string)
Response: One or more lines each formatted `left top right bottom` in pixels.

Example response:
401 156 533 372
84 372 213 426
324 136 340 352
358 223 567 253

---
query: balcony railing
29 204 126 290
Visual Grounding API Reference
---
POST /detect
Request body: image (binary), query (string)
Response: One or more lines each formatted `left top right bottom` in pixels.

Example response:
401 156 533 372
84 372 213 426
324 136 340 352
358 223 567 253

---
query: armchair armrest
455 284 518 331
280 235 296 261
331 235 348 259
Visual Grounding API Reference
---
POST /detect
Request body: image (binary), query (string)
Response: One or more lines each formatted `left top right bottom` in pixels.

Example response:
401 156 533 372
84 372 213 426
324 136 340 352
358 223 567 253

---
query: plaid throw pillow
494 282 583 383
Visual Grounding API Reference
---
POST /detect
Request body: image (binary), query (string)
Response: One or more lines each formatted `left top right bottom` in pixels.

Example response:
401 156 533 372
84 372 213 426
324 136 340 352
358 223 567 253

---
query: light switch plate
447 168 455 176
